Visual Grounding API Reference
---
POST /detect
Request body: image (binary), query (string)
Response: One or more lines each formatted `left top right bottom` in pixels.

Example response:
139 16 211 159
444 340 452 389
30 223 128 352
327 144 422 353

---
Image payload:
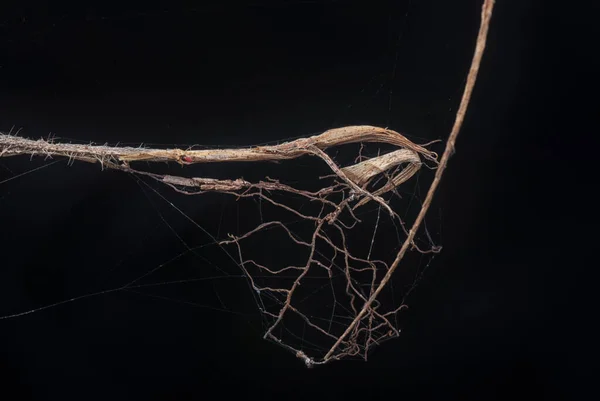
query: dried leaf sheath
0 125 436 208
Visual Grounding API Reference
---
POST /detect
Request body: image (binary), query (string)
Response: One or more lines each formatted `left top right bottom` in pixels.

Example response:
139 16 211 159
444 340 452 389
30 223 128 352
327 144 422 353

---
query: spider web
0 127 442 365
0 2 450 366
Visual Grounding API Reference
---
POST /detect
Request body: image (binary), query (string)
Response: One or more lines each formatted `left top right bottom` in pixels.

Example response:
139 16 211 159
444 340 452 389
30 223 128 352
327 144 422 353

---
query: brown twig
322 0 495 361
0 125 432 202
0 125 434 165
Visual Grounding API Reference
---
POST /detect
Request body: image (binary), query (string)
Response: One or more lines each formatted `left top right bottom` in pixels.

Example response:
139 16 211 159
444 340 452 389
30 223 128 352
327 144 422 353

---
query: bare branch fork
0 0 494 366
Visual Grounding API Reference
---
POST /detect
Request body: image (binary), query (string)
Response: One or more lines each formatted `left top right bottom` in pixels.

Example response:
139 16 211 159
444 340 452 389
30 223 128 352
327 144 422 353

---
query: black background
0 0 593 400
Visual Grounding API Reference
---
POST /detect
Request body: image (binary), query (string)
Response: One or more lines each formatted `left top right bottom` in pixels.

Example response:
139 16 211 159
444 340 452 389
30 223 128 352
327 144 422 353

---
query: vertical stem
323 0 496 362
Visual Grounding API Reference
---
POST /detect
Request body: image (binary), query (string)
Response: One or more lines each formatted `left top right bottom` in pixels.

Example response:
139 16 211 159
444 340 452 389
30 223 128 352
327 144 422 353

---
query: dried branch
0 125 433 205
0 0 495 367
322 0 496 361
0 125 435 166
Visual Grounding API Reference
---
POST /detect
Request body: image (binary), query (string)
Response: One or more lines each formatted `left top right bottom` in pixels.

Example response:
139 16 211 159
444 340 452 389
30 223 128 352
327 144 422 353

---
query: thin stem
323 0 496 362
